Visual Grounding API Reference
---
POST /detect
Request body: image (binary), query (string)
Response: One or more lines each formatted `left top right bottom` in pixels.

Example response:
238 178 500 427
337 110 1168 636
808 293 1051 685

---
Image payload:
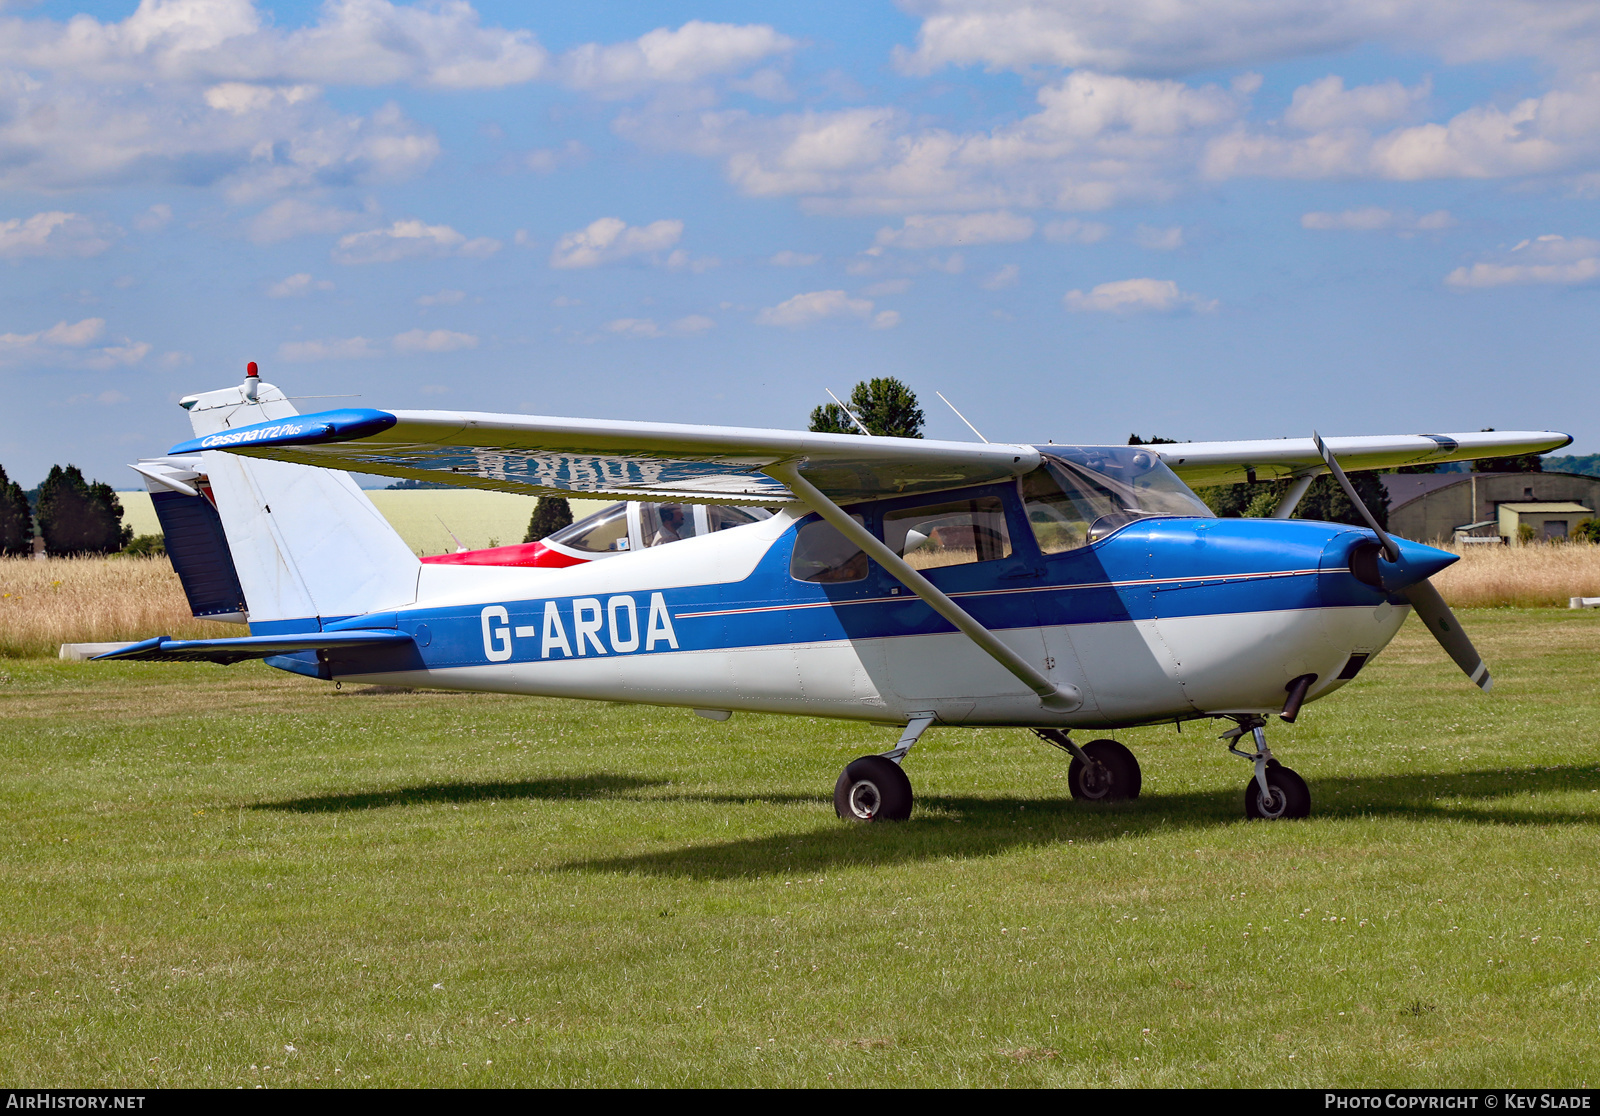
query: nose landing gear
1223 716 1310 820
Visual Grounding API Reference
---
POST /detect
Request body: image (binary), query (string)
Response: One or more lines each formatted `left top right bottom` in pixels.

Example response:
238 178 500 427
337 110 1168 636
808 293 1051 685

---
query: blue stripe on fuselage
317 514 1390 674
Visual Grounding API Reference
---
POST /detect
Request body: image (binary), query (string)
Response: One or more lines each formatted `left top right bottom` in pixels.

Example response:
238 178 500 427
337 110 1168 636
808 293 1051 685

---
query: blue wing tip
169 408 397 455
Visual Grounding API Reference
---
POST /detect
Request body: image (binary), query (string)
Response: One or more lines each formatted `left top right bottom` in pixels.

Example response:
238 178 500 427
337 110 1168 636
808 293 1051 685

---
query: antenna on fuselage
935 390 989 443
435 515 468 553
825 388 873 436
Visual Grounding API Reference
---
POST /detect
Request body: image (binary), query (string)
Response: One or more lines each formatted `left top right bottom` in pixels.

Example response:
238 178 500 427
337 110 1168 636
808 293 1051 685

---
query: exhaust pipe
1281 673 1317 723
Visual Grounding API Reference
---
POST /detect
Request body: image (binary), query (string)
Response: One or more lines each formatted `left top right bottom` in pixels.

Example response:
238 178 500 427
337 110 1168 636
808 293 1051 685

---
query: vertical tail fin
171 366 419 629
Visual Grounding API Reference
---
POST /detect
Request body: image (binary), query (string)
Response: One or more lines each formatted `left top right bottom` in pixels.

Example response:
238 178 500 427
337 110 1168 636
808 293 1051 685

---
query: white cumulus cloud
1284 76 1430 131
756 289 878 327
1063 278 1217 313
558 21 796 94
0 211 117 258
416 289 466 306
769 250 821 267
891 0 1600 77
393 328 478 353
278 336 382 361
603 315 715 338
1445 234 1600 288
1043 219 1112 244
981 264 1020 290
0 317 151 368
333 219 500 264
247 199 373 244
266 273 334 298
873 211 1035 250
1134 225 1185 250
0 0 550 90
549 217 683 269
1301 207 1455 232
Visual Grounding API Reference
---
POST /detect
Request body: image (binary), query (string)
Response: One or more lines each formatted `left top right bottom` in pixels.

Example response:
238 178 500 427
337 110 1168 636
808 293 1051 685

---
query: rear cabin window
790 515 868 583
707 506 771 532
882 496 1012 570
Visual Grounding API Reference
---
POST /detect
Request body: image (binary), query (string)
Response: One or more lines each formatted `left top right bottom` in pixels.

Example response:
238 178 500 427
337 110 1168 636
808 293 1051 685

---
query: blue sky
3 0 1598 488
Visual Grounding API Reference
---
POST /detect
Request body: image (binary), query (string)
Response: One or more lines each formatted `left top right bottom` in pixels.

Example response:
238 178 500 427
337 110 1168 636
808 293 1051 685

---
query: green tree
809 378 924 438
524 496 574 542
0 464 31 556
121 534 166 557
1573 518 1600 544
1218 473 1391 528
36 465 132 556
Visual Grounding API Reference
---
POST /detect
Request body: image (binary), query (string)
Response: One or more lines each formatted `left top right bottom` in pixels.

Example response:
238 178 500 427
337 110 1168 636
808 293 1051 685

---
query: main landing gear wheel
1245 764 1310 820
834 756 914 822
1068 739 1142 802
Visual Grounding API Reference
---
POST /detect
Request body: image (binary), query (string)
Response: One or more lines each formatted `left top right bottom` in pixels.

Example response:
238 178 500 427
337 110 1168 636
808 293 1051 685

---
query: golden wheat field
0 557 238 658
3 542 1599 658
1430 540 1600 607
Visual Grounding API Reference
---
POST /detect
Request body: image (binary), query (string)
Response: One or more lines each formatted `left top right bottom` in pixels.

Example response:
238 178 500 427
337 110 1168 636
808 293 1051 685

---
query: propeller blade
1313 430 1399 562
1402 578 1492 691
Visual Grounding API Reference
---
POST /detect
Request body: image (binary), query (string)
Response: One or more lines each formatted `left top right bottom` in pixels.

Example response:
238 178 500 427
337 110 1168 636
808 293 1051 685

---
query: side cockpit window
549 502 630 552
1021 467 1095 554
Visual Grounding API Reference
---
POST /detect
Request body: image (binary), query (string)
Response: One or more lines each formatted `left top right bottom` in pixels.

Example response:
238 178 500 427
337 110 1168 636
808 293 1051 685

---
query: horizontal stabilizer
93 629 414 666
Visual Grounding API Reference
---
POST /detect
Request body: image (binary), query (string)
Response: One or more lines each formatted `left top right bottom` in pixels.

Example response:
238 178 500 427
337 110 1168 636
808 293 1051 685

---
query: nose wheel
1245 762 1310 819
1224 717 1311 820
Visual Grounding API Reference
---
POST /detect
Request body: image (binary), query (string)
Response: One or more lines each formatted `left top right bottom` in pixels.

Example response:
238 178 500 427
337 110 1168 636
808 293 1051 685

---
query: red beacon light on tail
243 361 259 401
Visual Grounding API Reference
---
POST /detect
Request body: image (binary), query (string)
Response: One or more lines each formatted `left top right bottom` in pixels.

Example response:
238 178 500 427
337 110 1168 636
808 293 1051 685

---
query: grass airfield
2 609 1597 1087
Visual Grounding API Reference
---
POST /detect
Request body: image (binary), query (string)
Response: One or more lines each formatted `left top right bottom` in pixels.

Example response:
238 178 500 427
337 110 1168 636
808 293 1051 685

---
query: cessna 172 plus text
106 365 1571 822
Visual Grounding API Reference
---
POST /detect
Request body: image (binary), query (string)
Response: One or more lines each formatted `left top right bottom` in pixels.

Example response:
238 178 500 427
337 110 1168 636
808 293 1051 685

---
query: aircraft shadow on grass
256 774 671 813
250 763 1600 876
558 762 1600 880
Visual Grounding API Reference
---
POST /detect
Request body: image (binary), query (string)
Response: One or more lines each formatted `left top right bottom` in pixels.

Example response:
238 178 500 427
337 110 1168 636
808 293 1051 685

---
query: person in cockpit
650 505 686 547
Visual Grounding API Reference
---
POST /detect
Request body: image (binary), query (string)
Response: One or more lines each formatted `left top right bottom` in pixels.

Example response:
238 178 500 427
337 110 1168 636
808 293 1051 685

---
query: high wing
169 407 1572 503
169 408 1041 505
1153 431 1572 488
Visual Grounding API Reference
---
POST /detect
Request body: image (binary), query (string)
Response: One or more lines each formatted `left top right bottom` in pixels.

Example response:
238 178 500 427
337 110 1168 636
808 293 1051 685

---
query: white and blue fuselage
278 499 1411 730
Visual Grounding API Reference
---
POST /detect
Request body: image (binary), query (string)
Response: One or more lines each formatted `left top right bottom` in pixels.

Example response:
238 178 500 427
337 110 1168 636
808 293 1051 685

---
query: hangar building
1382 471 1600 545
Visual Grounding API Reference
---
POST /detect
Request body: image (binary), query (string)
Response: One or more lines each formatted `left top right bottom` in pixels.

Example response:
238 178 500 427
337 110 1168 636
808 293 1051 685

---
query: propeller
1313 432 1492 691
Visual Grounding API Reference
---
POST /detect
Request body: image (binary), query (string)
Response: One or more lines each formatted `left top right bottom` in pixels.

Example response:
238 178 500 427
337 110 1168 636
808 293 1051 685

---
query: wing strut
768 462 1082 714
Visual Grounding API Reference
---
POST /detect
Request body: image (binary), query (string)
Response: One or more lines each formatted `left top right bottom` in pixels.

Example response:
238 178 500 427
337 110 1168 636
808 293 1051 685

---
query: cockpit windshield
1024 446 1213 552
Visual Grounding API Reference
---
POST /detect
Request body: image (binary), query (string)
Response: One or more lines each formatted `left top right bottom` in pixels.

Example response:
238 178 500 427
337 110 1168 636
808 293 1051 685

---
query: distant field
1432 541 1600 608
7 542 1600 660
1 609 1596 1086
118 491 610 556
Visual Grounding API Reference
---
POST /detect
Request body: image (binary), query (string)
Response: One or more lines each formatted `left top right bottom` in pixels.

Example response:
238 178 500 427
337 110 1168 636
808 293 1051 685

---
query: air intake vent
1336 653 1370 681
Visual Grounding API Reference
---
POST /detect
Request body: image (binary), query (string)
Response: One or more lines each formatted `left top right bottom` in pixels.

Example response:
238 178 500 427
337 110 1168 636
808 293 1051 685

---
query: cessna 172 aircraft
107 364 1570 822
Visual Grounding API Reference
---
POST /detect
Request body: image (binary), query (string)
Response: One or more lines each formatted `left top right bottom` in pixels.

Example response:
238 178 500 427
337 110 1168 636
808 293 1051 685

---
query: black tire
1245 765 1310 820
834 756 914 822
1067 739 1141 802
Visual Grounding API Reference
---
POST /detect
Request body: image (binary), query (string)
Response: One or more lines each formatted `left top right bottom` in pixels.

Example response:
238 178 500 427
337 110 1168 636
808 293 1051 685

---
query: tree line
0 464 134 556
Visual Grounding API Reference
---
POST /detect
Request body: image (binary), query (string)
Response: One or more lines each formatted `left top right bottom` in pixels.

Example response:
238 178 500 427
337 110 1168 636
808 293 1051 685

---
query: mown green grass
2 609 1597 1087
